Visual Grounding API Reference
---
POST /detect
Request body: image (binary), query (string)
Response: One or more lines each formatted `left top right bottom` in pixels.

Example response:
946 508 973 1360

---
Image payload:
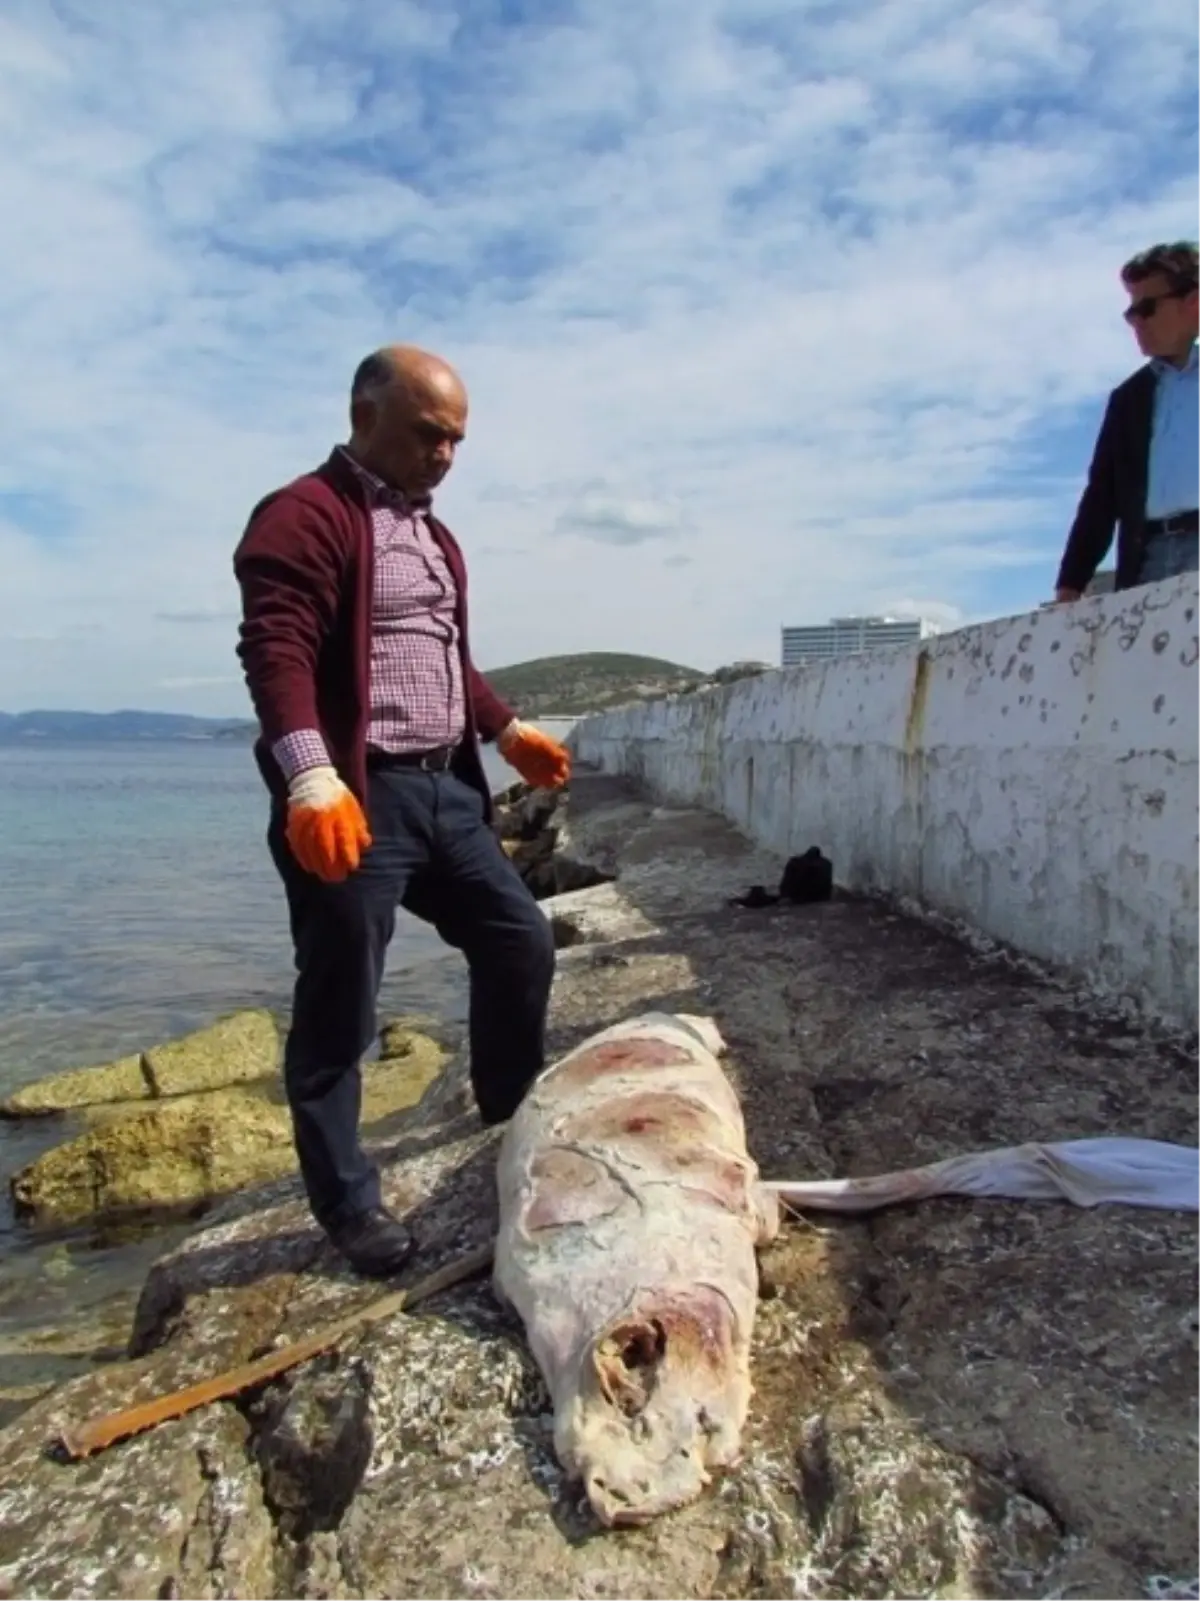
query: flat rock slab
1 1010 280 1117
0 770 1195 1600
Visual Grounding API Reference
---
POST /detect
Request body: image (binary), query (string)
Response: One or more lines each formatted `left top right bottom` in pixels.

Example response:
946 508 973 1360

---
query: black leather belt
1145 510 1199 537
367 743 459 773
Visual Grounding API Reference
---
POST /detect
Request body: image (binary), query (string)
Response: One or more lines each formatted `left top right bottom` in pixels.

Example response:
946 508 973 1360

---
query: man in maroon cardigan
234 345 570 1277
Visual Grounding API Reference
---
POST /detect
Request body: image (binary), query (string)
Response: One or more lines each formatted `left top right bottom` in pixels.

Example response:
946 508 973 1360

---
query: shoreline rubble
0 769 1194 1600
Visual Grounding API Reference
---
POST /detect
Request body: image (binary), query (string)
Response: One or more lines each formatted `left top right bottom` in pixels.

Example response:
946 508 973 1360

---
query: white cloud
556 495 684 545
0 0 1195 709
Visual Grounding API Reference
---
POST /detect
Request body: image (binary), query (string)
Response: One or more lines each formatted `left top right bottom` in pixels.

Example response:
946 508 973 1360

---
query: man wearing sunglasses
1054 241 1198 602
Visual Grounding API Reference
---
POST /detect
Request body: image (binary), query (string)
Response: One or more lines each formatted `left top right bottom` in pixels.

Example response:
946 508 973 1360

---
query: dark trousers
1137 526 1199 584
267 762 556 1230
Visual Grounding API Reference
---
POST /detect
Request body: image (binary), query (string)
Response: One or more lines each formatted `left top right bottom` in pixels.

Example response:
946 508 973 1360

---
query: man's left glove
285 765 372 882
497 720 571 789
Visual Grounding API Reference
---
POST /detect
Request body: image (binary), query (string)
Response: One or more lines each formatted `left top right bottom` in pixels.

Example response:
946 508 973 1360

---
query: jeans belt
367 743 458 773
1145 510 1199 537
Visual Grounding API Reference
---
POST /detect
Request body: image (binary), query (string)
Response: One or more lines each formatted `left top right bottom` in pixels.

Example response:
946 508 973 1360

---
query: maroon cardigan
233 449 516 814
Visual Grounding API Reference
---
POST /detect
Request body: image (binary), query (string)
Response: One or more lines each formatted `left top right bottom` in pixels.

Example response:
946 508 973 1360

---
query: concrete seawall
570 575 1199 1028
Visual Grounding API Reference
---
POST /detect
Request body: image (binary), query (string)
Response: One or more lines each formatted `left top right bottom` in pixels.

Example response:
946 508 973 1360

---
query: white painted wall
570 576 1199 1028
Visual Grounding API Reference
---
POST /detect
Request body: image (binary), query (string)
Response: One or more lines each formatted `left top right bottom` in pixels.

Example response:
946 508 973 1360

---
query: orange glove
497 720 571 789
285 766 372 882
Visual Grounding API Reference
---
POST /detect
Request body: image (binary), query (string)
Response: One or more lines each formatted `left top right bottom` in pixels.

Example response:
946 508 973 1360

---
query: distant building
1085 570 1116 596
780 615 942 668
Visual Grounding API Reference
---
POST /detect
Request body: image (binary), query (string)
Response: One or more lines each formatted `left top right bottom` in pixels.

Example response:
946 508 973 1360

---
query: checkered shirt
273 449 466 780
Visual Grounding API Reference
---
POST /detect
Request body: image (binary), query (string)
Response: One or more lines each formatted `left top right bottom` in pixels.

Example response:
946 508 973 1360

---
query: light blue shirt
1145 341 1198 519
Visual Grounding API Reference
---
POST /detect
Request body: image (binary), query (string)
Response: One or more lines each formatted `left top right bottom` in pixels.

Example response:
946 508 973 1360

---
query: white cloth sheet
763 1137 1199 1213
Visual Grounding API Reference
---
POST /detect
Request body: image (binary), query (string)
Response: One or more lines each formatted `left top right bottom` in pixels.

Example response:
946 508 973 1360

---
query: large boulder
10 1026 447 1226
491 783 561 843
361 1025 447 1119
0 1010 280 1118
493 782 615 900
11 1095 299 1225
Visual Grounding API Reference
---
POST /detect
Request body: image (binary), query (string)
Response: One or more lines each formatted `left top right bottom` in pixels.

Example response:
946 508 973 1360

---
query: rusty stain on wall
903 648 931 755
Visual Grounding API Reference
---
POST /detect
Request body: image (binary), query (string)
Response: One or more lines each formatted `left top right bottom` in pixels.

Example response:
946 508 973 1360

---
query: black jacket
1056 365 1157 593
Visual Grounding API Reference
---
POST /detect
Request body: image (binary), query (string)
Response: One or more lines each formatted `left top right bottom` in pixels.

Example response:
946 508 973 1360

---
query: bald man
234 346 570 1277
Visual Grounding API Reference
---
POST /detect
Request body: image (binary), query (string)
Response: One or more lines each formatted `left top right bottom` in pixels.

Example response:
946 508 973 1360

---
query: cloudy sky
1 0 1195 714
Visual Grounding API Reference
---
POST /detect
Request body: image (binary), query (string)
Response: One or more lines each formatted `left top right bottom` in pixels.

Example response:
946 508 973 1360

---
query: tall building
780 614 941 667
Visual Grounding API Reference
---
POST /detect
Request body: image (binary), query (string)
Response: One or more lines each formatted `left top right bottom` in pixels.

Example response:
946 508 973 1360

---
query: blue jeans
267 763 555 1229
1138 528 1199 584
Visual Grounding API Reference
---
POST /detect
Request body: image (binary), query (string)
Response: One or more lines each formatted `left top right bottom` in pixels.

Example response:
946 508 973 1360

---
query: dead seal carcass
494 1011 778 1527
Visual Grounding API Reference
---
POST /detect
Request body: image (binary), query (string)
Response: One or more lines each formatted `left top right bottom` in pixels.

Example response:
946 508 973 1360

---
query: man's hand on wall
1054 586 1083 604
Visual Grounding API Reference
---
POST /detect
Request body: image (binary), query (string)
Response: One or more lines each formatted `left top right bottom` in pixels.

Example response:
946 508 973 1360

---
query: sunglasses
1123 286 1195 323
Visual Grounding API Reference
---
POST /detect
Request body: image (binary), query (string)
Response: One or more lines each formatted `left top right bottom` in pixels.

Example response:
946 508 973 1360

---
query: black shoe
327 1206 415 1278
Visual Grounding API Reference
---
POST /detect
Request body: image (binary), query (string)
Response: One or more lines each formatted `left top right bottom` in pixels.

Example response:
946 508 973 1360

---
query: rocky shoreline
0 782 602 1428
0 995 455 1435
0 770 1196 1599
4 1012 448 1228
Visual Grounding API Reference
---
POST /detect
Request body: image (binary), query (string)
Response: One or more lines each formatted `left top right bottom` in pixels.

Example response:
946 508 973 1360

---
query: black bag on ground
729 846 833 909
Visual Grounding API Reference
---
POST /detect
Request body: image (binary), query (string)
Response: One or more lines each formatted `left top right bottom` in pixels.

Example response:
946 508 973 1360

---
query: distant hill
487 653 706 716
0 710 252 743
0 653 742 742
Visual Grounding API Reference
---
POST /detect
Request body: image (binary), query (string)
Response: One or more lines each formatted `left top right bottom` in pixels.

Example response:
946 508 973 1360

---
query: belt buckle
419 747 448 773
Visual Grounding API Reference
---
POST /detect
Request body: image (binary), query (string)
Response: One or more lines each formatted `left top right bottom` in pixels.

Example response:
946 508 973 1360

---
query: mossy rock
10 1030 449 1225
0 1054 148 1117
10 1094 296 1226
142 1009 279 1096
363 1029 447 1119
378 1017 444 1062
0 1009 280 1119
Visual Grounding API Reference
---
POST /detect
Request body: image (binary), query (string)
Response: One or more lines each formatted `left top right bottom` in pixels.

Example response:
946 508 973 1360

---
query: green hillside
487 652 705 716
1 653 731 741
